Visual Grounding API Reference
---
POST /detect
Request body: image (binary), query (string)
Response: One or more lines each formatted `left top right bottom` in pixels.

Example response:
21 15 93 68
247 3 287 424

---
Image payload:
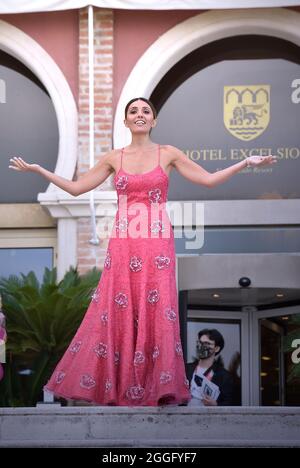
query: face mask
197 343 215 359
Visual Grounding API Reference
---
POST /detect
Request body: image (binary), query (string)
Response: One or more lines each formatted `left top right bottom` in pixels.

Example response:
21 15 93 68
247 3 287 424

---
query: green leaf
0 266 100 407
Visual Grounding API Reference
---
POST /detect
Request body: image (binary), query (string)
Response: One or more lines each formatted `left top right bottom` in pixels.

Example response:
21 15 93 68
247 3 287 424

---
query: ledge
1 406 299 447
38 190 117 218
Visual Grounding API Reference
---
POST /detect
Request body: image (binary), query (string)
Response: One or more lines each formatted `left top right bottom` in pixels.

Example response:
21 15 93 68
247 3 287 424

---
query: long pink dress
44 145 190 406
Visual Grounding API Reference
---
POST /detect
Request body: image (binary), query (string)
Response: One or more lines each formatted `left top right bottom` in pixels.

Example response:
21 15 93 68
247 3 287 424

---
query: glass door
252 306 300 406
260 319 284 406
180 292 300 406
186 309 250 405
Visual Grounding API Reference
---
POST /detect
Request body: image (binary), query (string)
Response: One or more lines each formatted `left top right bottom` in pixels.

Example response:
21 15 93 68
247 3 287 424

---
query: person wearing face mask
186 328 234 406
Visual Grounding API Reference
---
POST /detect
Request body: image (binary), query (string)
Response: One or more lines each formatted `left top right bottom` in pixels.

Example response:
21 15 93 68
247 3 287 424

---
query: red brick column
77 7 114 274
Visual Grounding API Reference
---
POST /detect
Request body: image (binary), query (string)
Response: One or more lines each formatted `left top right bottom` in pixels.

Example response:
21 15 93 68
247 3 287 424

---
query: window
0 229 56 282
0 50 59 203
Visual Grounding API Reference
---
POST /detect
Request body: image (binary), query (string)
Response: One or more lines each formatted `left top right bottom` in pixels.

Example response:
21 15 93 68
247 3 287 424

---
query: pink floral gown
44 145 191 406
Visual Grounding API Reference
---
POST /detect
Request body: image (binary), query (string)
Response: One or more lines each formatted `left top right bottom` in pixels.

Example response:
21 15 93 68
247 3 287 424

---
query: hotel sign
152 58 300 200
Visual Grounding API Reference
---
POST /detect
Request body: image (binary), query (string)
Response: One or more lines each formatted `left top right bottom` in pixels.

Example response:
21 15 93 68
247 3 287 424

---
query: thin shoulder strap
158 144 161 167
120 147 124 169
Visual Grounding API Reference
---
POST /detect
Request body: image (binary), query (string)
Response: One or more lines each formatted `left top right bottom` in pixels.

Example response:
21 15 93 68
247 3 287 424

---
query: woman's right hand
9 157 41 173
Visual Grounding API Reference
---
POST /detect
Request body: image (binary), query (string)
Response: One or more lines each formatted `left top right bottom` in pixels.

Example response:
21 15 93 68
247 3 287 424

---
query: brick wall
77 7 114 274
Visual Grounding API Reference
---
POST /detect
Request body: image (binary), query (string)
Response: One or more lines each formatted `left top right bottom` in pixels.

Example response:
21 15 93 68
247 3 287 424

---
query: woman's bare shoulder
160 144 178 155
103 148 122 171
160 144 184 163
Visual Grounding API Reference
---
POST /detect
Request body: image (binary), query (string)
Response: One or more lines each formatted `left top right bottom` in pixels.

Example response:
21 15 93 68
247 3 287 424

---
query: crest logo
224 85 270 141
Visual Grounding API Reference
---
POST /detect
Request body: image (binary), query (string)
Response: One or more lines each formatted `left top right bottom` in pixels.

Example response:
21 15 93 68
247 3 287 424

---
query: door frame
251 304 300 405
187 308 250 406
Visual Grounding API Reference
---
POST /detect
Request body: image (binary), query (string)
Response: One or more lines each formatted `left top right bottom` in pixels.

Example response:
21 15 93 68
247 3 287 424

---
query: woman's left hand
246 155 277 167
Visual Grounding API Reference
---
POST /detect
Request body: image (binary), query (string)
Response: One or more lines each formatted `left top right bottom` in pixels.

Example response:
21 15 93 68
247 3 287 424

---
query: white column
57 218 77 281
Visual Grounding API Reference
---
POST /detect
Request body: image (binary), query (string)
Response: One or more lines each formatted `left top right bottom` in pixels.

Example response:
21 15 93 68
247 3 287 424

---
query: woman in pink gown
9 98 277 405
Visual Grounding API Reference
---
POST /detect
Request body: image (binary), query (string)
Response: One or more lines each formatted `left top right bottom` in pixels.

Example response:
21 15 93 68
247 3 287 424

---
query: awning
0 1 300 14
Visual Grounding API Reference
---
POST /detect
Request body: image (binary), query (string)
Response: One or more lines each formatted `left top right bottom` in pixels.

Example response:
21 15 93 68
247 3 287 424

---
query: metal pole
88 4 99 245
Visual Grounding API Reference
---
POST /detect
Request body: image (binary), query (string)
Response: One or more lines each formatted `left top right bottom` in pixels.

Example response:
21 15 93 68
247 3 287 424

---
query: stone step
0 406 300 447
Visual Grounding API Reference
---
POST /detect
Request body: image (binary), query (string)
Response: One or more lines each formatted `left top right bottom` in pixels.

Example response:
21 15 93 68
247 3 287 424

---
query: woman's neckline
115 165 169 178
116 143 169 177
123 144 159 153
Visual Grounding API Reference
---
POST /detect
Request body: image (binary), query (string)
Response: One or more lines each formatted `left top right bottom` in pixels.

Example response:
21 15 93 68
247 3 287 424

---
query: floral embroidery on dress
105 379 112 393
55 371 66 384
69 341 82 355
160 371 172 384
152 345 160 360
155 255 170 270
101 312 108 326
126 384 145 401
104 251 111 269
91 288 100 303
129 256 143 272
115 217 128 232
148 188 162 204
175 342 183 356
80 374 96 390
134 351 145 366
150 220 165 234
147 289 160 305
114 292 128 308
115 175 128 190
165 307 176 321
94 342 108 359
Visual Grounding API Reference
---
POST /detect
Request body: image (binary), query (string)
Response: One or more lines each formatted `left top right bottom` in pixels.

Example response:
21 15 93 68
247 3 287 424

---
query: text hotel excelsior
184 147 300 161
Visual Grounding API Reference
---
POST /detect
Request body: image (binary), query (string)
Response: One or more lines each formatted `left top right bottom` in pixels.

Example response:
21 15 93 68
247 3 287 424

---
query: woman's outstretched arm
9 152 115 196
168 146 277 188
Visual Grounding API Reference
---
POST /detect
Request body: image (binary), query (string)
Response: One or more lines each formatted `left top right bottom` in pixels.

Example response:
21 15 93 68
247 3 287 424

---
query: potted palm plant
0 267 100 407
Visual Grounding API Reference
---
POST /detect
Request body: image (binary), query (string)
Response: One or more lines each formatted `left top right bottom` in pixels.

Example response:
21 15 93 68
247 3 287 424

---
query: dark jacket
186 360 234 406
